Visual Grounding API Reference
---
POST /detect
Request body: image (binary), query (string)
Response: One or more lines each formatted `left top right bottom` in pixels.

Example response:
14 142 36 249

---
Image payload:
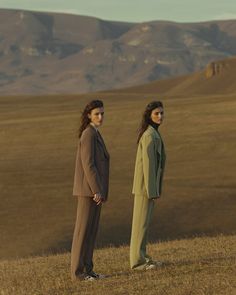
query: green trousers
130 194 155 269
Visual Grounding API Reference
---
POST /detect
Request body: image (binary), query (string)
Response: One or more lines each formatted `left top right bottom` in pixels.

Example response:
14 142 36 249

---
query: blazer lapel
97 130 110 159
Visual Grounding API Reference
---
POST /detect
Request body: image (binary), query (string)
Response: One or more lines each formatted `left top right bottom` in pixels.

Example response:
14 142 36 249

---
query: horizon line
0 7 235 24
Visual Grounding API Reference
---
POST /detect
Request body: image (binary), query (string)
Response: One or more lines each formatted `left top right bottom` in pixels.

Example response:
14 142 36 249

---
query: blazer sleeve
142 134 159 199
80 129 102 195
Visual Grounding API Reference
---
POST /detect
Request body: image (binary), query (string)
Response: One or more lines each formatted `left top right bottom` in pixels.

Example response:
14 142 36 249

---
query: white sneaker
86 271 106 279
145 263 157 270
144 261 163 270
84 275 96 281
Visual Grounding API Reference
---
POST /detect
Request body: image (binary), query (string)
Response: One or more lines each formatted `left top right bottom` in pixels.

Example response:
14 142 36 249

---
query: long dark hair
78 100 104 138
137 101 163 143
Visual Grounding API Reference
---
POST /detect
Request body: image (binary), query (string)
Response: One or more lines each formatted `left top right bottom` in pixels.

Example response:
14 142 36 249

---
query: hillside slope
115 56 236 95
0 84 236 259
0 235 235 295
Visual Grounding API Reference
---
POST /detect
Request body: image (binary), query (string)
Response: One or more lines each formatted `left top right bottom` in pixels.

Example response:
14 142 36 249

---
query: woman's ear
88 113 91 119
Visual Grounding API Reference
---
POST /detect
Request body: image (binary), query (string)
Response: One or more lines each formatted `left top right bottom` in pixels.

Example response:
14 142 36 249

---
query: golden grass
0 90 236 258
0 234 235 295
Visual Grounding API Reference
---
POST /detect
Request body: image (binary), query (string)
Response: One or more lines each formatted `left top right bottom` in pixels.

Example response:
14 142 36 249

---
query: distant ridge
1 8 236 95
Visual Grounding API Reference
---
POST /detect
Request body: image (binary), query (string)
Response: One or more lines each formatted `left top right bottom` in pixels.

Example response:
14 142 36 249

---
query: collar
89 123 98 132
149 121 159 130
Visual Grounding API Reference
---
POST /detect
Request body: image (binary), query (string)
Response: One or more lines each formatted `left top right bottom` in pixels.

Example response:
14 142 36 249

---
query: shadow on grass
44 231 236 258
106 255 235 279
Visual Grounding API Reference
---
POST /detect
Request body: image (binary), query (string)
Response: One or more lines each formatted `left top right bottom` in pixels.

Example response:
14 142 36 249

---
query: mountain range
0 8 236 95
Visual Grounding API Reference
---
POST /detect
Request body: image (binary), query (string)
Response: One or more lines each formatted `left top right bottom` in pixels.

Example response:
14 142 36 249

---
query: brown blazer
73 125 110 200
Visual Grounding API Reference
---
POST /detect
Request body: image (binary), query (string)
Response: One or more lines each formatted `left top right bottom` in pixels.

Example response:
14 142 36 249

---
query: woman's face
150 107 164 125
88 107 104 127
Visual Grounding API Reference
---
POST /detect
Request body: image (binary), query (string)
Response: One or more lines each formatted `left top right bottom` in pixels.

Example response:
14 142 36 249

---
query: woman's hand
93 193 103 205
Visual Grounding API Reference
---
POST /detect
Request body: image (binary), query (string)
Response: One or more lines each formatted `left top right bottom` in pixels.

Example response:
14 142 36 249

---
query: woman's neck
149 121 159 130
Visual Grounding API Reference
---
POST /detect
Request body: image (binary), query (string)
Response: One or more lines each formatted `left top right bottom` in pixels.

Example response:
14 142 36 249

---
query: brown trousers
71 196 101 280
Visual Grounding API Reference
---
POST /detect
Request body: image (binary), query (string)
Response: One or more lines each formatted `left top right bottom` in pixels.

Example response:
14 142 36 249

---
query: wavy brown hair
137 101 163 143
78 100 104 138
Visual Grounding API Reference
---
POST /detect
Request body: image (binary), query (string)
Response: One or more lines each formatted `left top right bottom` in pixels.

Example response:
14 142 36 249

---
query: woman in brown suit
71 100 110 281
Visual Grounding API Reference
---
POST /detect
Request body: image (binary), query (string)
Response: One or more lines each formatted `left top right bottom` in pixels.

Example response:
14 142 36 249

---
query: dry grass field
0 59 236 259
0 234 235 295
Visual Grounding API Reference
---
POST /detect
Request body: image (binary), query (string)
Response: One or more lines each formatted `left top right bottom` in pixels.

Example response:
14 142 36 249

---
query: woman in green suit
130 101 166 270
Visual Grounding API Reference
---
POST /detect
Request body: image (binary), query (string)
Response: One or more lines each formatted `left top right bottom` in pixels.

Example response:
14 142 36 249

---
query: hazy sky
0 0 236 23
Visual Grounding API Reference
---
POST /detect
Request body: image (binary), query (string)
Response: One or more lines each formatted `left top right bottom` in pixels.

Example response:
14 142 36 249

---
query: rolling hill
1 235 235 295
0 56 235 259
115 56 236 95
1 8 236 95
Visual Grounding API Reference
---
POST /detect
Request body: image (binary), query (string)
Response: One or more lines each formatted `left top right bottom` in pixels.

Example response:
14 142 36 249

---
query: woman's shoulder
140 126 161 146
81 125 96 140
143 126 158 138
140 128 154 144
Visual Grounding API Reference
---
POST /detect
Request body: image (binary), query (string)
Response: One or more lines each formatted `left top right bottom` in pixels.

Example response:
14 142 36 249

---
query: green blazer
132 125 166 199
